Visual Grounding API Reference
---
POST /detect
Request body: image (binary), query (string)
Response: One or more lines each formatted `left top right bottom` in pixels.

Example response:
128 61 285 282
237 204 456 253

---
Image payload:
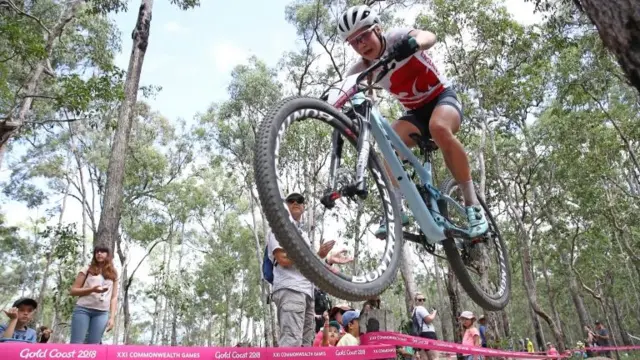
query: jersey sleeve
384 27 415 48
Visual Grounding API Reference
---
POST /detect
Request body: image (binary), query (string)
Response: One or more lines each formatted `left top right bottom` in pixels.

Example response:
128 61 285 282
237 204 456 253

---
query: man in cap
0 298 38 342
593 320 611 357
478 314 487 347
337 310 361 346
268 192 341 347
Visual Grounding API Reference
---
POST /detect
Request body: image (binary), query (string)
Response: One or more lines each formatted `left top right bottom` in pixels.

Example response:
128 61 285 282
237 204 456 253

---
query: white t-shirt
266 222 315 298
337 333 361 346
348 27 450 111
414 306 436 333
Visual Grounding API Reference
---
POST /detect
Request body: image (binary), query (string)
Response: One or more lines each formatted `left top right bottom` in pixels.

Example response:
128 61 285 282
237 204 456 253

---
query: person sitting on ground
0 298 38 343
460 311 481 360
337 310 361 346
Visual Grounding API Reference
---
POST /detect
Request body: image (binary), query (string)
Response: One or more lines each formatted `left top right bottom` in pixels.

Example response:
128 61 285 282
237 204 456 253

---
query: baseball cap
329 303 353 318
342 310 360 328
13 298 38 309
459 311 475 320
285 193 305 203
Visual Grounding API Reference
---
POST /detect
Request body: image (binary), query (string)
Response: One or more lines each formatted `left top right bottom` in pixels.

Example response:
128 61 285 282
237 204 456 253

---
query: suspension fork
320 103 372 208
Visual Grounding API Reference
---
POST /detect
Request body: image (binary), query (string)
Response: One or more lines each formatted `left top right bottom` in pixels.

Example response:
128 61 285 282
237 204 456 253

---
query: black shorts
419 331 438 340
398 88 463 139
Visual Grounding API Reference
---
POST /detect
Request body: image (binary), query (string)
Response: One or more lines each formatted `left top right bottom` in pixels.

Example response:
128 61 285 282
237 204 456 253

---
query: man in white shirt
267 193 335 347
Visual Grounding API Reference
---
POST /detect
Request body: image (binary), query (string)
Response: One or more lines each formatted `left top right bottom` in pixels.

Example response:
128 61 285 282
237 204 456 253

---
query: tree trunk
610 295 631 346
36 180 70 325
500 310 510 338
0 0 84 166
567 261 591 331
575 0 640 93
95 0 153 251
445 268 462 344
528 303 545 351
433 256 450 341
399 244 418 316
540 255 565 344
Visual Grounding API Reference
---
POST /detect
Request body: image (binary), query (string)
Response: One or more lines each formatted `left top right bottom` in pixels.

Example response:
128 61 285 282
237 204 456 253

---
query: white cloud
208 43 251 73
164 21 189 33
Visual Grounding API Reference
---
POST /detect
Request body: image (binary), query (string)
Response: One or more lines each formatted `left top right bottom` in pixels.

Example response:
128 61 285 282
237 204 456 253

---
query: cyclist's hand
392 35 419 62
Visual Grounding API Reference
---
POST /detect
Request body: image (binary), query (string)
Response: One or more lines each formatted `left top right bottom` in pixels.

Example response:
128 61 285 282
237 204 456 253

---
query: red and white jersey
354 28 449 110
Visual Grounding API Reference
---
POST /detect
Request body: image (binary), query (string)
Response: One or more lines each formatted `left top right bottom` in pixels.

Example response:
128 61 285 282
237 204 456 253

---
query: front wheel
253 96 404 301
439 177 511 310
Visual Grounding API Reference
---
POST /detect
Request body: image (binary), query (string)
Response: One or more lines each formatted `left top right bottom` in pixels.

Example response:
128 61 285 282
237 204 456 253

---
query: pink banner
361 332 569 359
0 343 397 360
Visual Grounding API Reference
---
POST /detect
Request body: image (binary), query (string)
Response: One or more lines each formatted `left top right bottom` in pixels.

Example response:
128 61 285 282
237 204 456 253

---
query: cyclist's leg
428 89 487 237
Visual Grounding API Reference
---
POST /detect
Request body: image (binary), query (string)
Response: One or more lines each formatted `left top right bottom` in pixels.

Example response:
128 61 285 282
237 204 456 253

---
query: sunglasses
416 298 425 302
348 26 375 46
287 198 305 205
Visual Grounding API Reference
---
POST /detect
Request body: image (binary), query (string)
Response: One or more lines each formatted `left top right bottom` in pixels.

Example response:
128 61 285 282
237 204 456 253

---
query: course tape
0 343 397 360
361 332 568 358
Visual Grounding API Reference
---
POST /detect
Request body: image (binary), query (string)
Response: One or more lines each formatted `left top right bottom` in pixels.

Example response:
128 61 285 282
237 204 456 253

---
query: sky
1 0 541 341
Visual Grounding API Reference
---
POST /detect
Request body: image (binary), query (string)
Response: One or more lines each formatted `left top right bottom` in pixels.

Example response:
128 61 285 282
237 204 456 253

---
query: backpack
410 309 424 336
314 288 332 315
262 245 275 284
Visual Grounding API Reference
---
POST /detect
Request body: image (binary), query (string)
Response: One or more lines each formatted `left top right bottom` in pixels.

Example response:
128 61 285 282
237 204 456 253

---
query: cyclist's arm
408 29 436 51
345 60 367 77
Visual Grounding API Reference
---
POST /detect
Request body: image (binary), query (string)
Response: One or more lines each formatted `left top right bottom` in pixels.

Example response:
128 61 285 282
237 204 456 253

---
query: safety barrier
3 332 640 360
0 342 396 360
361 332 569 358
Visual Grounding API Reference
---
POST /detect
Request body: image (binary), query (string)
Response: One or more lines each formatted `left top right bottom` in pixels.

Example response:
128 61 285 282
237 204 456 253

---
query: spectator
362 296 381 314
313 304 352 346
337 310 361 346
38 325 52 343
318 311 341 346
267 193 349 347
546 341 558 359
412 292 439 360
477 315 487 347
0 298 38 343
592 320 611 358
460 311 481 360
69 244 119 344
526 338 534 353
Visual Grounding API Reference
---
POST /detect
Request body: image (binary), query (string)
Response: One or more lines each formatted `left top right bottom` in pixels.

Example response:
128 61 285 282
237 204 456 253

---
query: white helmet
337 5 380 41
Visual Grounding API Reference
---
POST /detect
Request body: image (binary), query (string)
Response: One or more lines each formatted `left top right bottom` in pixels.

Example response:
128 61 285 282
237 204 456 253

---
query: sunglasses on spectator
416 298 425 302
287 198 305 205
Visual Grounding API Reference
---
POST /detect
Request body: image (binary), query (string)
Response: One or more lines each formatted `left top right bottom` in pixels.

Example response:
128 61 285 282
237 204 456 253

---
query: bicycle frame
326 93 471 245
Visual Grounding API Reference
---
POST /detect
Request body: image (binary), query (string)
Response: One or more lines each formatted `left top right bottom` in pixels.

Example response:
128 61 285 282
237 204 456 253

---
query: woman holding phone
69 244 119 344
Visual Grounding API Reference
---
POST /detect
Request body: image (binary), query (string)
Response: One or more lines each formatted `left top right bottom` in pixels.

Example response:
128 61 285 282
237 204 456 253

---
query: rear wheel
253 96 404 300
439 177 511 310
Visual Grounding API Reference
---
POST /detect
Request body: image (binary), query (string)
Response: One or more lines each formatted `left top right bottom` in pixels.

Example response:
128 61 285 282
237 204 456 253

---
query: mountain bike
254 41 511 310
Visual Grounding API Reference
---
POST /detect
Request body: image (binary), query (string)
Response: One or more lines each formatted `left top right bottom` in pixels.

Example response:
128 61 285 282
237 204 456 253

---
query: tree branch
0 0 52 35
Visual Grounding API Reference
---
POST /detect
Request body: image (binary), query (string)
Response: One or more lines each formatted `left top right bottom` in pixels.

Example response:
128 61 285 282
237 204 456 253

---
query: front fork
320 103 372 209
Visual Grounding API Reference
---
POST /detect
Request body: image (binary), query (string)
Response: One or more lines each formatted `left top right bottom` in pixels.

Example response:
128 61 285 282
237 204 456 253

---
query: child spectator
316 311 341 347
460 311 481 360
69 244 119 344
0 298 38 343
337 310 360 346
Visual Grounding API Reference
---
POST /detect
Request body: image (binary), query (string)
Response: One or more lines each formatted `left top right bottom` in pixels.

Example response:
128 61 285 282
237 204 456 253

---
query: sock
460 180 479 207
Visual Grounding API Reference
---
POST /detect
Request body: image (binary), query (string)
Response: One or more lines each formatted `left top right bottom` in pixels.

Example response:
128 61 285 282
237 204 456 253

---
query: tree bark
567 261 591 331
399 244 418 316
95 0 153 251
575 0 640 93
433 256 450 341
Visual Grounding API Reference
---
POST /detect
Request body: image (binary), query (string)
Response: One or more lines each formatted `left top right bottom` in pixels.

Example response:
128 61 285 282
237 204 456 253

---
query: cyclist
337 5 488 238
